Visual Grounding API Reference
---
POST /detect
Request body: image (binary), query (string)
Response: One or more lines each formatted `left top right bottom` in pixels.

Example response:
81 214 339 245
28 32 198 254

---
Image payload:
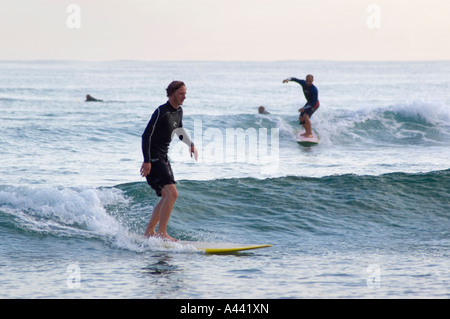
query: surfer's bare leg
158 184 178 241
300 114 313 138
144 184 178 241
144 198 163 237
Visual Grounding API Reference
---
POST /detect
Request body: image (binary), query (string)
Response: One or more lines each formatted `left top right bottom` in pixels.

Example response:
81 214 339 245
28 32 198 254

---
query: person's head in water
258 106 270 114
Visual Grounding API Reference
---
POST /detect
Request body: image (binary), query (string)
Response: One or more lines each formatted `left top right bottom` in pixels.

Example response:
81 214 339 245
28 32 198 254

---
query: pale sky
1 0 449 61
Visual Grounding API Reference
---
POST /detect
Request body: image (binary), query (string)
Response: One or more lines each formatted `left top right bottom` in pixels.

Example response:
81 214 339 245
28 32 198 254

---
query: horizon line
1 58 450 63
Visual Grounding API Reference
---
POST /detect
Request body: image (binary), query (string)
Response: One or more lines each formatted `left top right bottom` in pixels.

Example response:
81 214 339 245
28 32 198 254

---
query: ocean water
0 60 449 299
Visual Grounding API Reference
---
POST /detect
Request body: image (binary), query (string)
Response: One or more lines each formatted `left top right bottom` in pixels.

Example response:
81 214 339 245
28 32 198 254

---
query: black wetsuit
289 77 320 119
141 101 186 196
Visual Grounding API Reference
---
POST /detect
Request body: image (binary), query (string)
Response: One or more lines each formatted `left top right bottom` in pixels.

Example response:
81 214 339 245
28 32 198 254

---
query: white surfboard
167 241 272 253
296 130 319 146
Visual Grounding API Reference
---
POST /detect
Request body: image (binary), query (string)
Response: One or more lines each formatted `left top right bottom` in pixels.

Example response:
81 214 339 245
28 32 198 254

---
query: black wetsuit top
289 78 319 109
141 101 184 163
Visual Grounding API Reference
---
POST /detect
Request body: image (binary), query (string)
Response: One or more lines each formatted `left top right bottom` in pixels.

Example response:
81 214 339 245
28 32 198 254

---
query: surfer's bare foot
156 233 178 242
300 132 307 136
305 134 313 138
144 232 177 242
144 229 156 238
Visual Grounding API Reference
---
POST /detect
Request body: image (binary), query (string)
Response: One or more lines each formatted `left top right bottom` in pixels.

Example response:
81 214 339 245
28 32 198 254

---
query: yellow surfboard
177 241 272 253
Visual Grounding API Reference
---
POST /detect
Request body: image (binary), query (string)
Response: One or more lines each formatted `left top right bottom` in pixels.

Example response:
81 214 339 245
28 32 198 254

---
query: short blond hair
166 81 185 97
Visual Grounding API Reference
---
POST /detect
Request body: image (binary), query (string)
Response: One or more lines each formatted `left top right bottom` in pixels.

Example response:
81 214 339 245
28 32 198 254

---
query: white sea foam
0 186 123 237
0 185 202 253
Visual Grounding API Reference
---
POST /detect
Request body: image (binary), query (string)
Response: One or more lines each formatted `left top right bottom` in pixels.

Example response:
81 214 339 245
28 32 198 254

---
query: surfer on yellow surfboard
140 81 198 242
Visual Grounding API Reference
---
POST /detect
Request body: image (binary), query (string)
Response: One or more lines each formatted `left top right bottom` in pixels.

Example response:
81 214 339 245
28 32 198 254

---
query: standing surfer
140 81 198 241
283 74 320 138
